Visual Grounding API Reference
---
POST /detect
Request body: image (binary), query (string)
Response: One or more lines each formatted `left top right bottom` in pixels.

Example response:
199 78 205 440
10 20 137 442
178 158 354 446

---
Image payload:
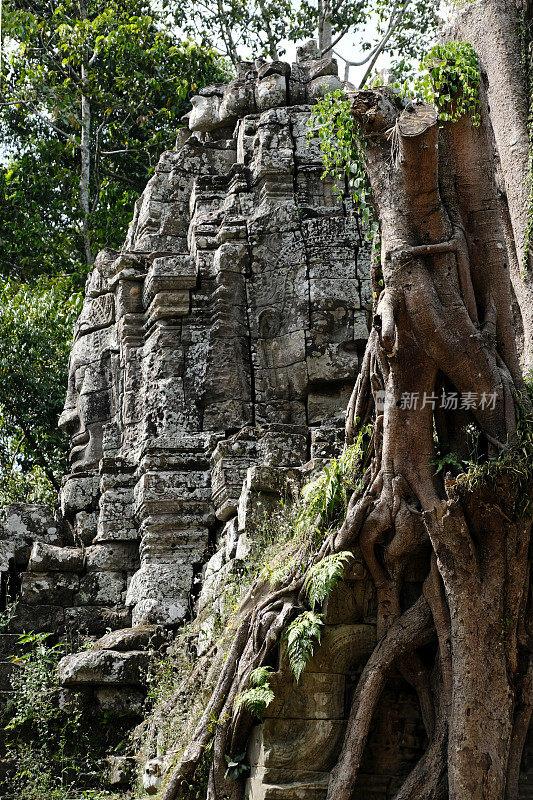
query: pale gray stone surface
106 755 137 787
91 625 163 652
28 542 83 573
58 650 150 686
0 53 374 794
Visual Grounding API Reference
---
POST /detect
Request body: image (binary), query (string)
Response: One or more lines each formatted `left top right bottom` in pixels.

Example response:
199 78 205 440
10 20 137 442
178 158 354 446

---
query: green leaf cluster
172 0 438 77
283 610 324 682
233 666 275 721
296 424 373 542
4 631 123 798
0 276 82 504
309 89 376 237
414 42 481 126
1 0 227 278
224 750 249 781
304 551 353 610
454 375 533 518
312 44 482 239
431 451 465 475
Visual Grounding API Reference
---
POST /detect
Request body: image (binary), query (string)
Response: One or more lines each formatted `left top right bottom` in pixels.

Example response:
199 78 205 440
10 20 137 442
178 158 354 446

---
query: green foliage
0 276 82 504
296 425 373 542
258 432 370 588
0 600 18 633
454 376 533 517
431 451 465 475
309 90 376 236
417 42 481 126
304 551 353 611
387 41 482 127
4 632 109 799
283 610 324 682
224 751 249 781
247 665 274 687
1 0 226 277
234 667 275 721
145 626 192 707
298 459 347 532
233 685 275 721
225 495 302 613
312 44 481 233
172 0 438 77
0 144 84 281
184 743 215 800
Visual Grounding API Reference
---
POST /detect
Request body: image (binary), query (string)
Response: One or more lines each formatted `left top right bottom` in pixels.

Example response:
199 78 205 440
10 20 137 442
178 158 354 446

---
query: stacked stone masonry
0 44 374 795
1 39 529 799
0 47 370 653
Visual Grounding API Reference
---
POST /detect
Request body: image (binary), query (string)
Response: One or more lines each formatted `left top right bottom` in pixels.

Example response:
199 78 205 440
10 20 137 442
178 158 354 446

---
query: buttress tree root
159 89 532 800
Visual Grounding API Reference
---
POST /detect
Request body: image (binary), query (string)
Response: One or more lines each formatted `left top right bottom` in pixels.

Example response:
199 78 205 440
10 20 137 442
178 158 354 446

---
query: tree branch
327 596 434 800
358 0 410 87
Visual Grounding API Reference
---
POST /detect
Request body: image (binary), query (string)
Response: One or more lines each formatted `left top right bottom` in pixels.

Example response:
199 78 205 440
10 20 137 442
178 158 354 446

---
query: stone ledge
58 649 150 686
279 623 376 675
28 542 84 573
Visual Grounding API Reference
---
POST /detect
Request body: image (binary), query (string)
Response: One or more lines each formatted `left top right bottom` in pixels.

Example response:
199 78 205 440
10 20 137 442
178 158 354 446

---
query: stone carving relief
0 40 530 800
58 249 118 475
0 46 371 725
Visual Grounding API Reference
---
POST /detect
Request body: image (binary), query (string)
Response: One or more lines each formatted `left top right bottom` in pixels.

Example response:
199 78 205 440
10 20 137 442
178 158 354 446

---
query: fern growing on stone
296 425 374 542
304 551 353 610
283 611 324 682
233 666 275 721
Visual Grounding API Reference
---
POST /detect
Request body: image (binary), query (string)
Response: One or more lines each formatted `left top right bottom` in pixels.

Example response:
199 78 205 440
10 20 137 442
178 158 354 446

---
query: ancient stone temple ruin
0 41 381 796
0 40 530 800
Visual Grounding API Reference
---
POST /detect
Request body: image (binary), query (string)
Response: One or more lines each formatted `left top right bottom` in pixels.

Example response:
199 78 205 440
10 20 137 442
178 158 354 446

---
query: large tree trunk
333 90 531 800
449 0 533 372
157 29 532 800
79 81 93 268
318 0 333 56
79 0 93 268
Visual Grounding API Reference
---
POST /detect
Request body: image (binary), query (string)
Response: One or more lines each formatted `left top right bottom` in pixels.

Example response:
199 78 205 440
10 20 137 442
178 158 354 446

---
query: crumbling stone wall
0 43 370 713
2 40 527 800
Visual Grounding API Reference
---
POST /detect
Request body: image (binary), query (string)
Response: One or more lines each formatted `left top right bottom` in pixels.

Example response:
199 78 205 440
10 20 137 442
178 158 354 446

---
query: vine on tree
309 43 482 245
308 89 376 236
417 41 481 126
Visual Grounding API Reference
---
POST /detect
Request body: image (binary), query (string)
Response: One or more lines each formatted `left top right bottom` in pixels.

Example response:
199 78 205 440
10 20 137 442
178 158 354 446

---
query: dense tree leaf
0 277 82 504
0 0 226 502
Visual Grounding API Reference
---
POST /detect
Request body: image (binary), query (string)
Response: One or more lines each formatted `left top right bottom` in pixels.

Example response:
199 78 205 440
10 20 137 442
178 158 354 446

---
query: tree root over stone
160 91 532 800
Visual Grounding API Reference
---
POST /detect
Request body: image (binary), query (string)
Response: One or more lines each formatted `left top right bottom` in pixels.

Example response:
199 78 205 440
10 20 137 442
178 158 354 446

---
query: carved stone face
58 351 113 473
219 79 255 124
188 79 266 132
58 257 117 474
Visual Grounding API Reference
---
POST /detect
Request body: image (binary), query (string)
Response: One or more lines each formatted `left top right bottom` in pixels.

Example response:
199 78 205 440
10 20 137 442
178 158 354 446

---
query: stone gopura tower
1 42 531 800
0 42 371 701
